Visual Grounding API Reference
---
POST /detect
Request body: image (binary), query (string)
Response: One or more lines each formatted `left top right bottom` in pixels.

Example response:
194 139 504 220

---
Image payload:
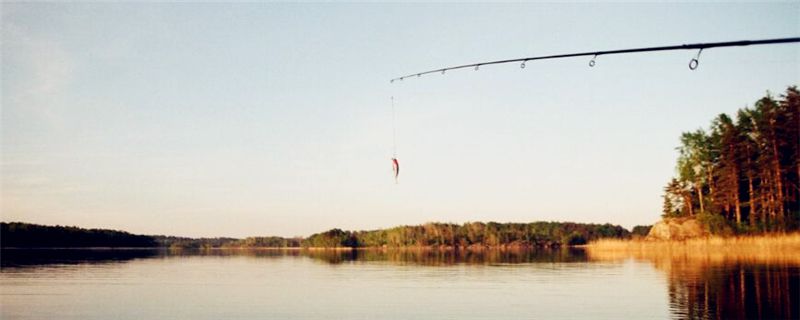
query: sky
1 2 798 238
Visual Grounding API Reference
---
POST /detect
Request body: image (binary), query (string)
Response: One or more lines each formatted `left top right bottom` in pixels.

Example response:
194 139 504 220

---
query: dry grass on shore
586 233 800 264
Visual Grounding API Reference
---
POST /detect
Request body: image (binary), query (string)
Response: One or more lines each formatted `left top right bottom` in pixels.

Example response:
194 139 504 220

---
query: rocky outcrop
646 217 708 241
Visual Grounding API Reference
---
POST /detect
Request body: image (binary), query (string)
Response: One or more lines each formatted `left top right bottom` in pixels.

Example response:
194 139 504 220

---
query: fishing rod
389 37 800 83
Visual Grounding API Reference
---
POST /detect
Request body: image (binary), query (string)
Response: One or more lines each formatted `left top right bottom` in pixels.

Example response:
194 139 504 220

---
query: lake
1 248 797 319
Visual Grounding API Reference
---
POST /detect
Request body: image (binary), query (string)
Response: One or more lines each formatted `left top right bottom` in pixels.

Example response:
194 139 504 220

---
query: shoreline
1 245 577 251
586 232 800 247
6 233 800 251
585 232 800 263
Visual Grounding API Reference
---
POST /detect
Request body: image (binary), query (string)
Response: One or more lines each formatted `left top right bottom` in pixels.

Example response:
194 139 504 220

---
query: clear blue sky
2 2 798 238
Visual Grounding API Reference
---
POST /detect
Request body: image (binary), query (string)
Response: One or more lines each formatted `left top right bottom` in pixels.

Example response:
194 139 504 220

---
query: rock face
646 217 708 241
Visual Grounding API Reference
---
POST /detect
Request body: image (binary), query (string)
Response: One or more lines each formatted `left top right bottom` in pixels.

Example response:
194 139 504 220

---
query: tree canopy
1 222 157 248
662 86 799 233
302 222 630 248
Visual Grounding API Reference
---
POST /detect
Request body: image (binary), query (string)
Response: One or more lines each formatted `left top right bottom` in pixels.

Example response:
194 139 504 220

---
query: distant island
0 221 644 249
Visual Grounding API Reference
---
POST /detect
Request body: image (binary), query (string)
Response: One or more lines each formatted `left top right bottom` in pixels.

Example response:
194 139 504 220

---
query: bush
631 225 651 237
563 232 587 246
696 213 733 236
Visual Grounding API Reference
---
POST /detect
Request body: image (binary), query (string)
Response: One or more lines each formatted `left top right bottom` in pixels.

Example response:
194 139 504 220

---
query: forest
1 222 157 248
0 221 639 249
662 86 799 233
301 222 634 248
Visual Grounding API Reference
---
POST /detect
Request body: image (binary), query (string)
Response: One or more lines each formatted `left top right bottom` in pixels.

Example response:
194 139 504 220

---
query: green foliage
696 213 733 236
0 222 258 249
155 236 240 249
631 225 651 237
661 86 800 234
300 222 630 248
1 222 157 248
302 229 357 248
227 236 302 248
563 232 587 246
2 220 632 249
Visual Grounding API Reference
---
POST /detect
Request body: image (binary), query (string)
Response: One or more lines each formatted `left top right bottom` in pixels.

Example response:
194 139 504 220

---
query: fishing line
390 96 400 184
391 96 397 158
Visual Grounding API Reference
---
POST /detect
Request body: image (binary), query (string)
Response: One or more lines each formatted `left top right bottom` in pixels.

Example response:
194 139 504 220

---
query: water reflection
1 248 588 268
587 249 800 319
302 247 588 265
665 262 799 319
0 249 160 267
2 247 797 319
0 248 587 268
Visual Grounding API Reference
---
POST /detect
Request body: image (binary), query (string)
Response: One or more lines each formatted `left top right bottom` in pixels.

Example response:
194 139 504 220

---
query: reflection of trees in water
587 248 799 320
301 247 588 266
2 248 590 268
6 247 797 318
2 247 590 270
666 262 799 320
162 248 303 258
0 249 161 268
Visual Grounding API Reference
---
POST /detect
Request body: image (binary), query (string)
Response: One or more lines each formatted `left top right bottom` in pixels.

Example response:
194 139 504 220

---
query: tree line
302 222 634 248
1 221 639 249
1 222 157 248
662 86 799 233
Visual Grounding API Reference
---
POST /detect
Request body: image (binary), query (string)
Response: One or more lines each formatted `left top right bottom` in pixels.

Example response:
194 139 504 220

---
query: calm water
1 249 797 319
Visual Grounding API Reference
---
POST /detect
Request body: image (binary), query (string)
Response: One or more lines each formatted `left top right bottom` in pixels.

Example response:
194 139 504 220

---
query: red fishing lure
391 158 399 183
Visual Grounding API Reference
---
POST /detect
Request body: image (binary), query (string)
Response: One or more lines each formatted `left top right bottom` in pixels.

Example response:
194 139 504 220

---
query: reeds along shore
585 233 800 264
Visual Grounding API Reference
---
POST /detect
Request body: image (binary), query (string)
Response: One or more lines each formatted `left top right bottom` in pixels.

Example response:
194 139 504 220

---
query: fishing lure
390 96 399 184
391 157 399 183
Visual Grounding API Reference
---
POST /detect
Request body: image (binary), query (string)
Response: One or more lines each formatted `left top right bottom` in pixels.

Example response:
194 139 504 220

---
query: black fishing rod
390 37 800 83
